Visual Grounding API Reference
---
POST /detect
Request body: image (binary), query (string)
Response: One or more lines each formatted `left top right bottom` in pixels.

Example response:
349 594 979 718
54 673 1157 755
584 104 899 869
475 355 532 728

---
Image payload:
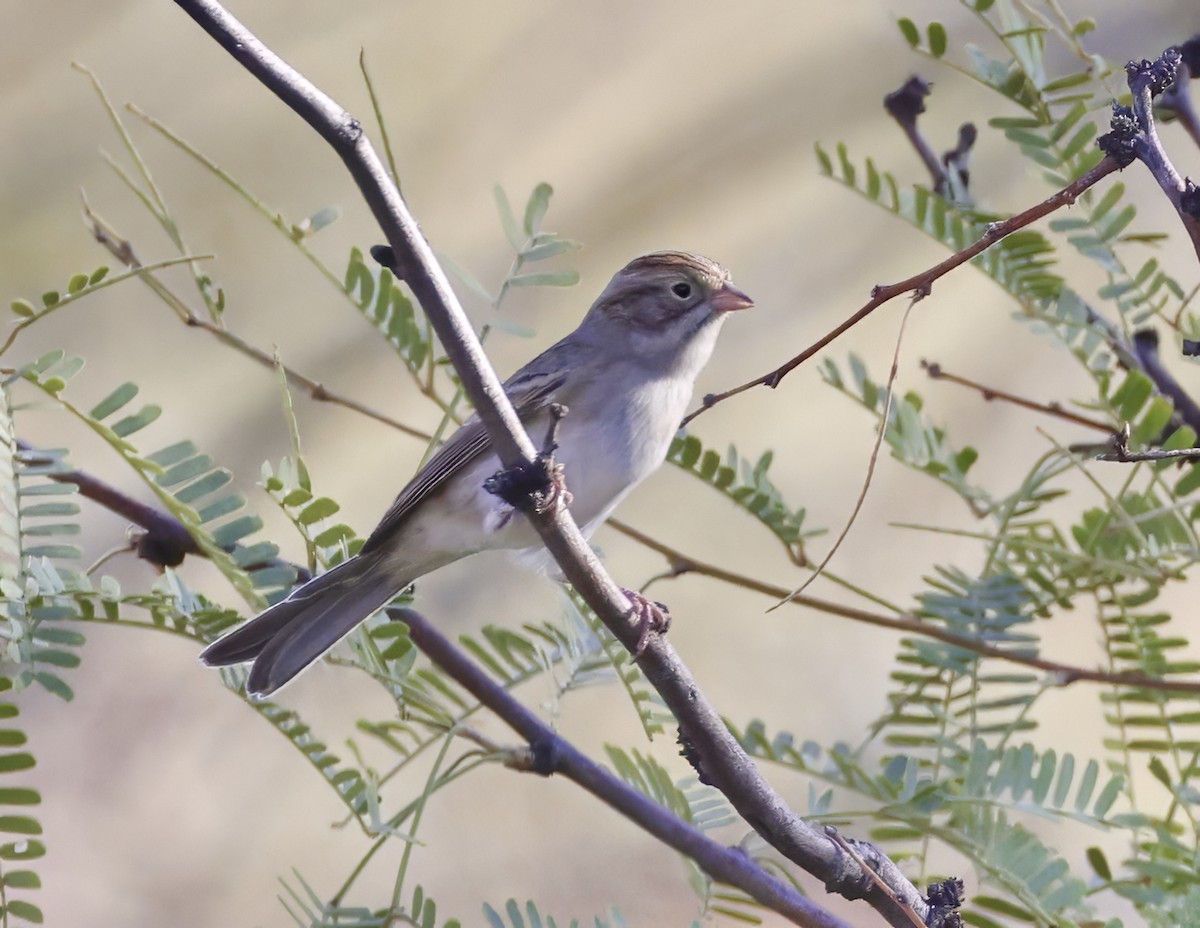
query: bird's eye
671 281 693 300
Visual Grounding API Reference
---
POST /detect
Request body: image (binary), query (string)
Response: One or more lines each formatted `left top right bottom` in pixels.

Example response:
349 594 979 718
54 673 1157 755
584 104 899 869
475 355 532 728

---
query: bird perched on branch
201 251 753 695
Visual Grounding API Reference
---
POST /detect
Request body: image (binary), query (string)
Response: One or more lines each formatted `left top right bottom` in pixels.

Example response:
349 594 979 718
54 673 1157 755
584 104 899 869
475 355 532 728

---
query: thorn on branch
369 242 408 280
677 728 713 786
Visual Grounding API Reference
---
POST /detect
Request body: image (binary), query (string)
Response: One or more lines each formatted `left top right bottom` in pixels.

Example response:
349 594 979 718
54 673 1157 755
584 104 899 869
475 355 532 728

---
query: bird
200 251 753 695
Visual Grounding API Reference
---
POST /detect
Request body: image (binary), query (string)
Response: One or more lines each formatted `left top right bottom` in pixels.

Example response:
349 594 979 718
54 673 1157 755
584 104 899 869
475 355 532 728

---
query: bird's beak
710 283 754 313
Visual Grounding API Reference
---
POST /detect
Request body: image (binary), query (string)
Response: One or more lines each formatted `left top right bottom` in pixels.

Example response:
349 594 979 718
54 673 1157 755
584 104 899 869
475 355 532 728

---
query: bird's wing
359 364 569 554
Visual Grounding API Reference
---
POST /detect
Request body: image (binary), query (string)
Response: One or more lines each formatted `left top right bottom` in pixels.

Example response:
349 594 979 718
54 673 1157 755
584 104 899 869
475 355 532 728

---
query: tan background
6 2 1199 925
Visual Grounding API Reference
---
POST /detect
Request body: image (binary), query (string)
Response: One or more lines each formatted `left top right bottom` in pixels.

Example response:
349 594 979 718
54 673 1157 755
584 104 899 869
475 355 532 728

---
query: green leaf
506 272 579 288
493 185 523 250
9 301 35 319
927 22 947 58
897 17 920 47
3 899 43 923
0 754 34 774
522 183 553 236
87 379 138 420
2 869 40 889
297 497 340 525
520 239 580 263
1086 846 1112 881
0 816 41 836
0 790 38 806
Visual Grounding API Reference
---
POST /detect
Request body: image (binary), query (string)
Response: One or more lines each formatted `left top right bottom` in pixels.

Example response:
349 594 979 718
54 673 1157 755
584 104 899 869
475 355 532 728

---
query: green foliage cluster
6 3 1200 926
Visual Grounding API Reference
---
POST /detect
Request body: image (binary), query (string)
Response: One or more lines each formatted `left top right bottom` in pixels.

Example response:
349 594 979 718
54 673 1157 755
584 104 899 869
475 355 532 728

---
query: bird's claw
620 588 670 656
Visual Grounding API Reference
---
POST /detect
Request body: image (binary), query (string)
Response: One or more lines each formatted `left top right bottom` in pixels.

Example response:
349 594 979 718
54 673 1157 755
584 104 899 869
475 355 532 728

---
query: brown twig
769 298 918 610
82 200 434 442
15 440 308 578
606 518 1200 695
681 156 1121 427
824 828 926 928
921 360 1115 433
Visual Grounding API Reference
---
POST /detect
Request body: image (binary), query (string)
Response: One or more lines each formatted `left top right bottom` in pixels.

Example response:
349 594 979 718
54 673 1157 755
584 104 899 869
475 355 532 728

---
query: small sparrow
201 251 753 695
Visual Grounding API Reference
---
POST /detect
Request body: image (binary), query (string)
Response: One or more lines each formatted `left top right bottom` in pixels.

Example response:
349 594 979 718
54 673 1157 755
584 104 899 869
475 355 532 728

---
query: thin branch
1093 424 1200 463
82 201 433 442
170 2 927 924
921 360 1115 433
824 828 924 928
682 156 1121 427
606 518 1200 696
391 606 848 928
15 440 308 579
769 298 918 610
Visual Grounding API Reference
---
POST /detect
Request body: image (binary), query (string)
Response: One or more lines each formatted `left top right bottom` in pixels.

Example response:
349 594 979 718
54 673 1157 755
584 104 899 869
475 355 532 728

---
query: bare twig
170 2 927 924
682 156 1121 426
1093 423 1200 463
769 298 918 610
824 828 925 928
607 518 1200 695
921 360 1115 433
82 201 434 442
15 440 309 579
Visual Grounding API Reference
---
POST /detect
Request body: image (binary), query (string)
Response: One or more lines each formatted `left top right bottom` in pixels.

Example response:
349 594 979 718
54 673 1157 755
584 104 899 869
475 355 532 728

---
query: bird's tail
199 552 403 696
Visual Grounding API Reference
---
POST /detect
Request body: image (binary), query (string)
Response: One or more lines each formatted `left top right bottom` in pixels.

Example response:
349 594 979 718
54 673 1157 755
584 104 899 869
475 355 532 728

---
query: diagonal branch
391 606 843 928
170 2 924 924
682 156 1121 426
607 518 1200 696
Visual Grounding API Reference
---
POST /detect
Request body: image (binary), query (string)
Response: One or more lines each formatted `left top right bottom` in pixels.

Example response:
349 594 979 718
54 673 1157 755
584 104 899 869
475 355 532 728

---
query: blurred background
6 1 1199 925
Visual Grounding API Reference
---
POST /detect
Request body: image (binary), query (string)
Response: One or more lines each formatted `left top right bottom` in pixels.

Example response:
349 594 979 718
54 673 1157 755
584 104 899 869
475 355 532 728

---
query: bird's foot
484 457 572 515
484 406 574 516
621 588 671 656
